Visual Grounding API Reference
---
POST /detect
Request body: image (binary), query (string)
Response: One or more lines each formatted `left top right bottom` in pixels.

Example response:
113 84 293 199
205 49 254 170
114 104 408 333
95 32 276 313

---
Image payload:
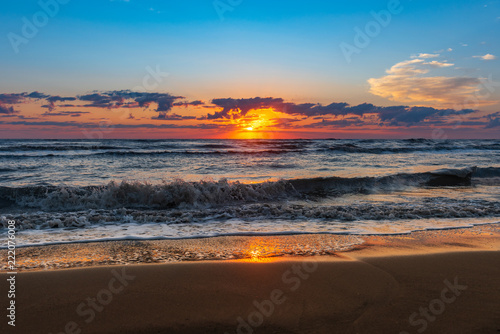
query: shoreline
2 222 499 272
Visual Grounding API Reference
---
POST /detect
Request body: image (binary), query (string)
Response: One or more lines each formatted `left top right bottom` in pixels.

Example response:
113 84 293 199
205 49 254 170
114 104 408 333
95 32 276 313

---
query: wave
2 198 499 231
0 167 488 213
322 143 500 154
95 149 304 156
475 167 500 178
0 149 304 159
197 144 235 149
0 144 129 151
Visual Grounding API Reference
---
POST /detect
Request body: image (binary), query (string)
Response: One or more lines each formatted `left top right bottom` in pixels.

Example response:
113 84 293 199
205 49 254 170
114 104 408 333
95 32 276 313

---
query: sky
0 0 499 139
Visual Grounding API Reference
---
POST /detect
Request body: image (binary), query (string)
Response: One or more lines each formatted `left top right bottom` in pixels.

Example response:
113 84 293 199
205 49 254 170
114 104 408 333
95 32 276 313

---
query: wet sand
1 224 499 333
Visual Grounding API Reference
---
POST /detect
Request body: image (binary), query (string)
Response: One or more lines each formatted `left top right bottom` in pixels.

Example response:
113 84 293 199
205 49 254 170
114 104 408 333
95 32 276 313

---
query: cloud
424 60 454 68
47 96 77 102
203 96 481 127
485 114 500 128
411 53 440 59
42 96 78 111
0 93 26 104
74 91 184 112
207 97 358 119
78 92 125 109
304 118 365 128
152 113 196 120
1 92 76 107
173 100 205 107
377 106 475 126
1 89 498 131
42 111 90 117
368 55 496 107
0 104 19 114
485 118 500 128
473 54 497 60
26 91 50 99
0 120 222 130
208 97 284 120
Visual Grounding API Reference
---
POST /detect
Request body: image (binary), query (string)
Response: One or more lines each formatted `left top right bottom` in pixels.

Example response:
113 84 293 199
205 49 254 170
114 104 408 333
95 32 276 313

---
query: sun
246 127 254 131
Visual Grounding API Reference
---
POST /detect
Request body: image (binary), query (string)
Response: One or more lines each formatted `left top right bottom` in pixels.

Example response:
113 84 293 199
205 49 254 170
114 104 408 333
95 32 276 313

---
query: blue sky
0 0 499 138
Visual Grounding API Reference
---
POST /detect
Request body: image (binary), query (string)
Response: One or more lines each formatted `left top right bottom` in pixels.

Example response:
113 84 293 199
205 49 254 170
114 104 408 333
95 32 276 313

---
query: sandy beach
1 224 499 334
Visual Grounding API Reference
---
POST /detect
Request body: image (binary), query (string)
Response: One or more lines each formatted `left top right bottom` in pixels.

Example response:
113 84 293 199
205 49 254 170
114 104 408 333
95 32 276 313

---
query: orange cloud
368 55 498 108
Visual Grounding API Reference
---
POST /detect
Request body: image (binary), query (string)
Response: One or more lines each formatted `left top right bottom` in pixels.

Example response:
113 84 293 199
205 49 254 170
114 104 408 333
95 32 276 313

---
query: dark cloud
15 115 40 120
42 111 90 117
0 93 26 104
378 106 476 126
173 100 205 107
47 96 77 102
269 117 302 129
208 97 284 120
78 92 125 109
485 116 500 128
1 92 75 107
73 91 185 112
0 104 19 114
153 113 196 120
282 102 352 117
26 91 50 99
42 96 78 111
0 119 222 130
103 90 184 112
305 118 365 128
3 120 82 127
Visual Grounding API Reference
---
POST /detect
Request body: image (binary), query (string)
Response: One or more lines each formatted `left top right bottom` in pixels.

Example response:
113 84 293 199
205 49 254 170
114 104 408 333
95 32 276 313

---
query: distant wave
197 144 236 149
0 167 494 213
0 149 305 159
0 144 128 151
322 143 500 154
1 140 499 158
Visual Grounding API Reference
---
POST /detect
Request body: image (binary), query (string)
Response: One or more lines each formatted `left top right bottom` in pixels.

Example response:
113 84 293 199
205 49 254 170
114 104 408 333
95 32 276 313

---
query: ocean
1 139 499 248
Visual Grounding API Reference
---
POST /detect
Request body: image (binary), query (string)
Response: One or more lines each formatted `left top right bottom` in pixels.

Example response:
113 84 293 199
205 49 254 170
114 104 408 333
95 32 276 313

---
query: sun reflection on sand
241 238 284 262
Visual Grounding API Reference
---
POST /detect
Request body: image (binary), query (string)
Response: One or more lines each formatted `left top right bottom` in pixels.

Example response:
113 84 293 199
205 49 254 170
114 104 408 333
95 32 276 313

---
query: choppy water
0 139 499 247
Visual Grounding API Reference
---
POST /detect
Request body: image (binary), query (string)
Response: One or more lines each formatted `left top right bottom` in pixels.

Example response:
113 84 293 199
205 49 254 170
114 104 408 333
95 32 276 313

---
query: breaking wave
0 167 494 213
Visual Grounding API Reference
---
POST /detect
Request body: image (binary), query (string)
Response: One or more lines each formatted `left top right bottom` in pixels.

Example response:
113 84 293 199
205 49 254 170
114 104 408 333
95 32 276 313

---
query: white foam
2 217 499 249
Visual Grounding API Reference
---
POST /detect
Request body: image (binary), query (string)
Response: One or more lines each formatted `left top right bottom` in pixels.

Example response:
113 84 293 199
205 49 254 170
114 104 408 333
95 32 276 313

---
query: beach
2 224 499 334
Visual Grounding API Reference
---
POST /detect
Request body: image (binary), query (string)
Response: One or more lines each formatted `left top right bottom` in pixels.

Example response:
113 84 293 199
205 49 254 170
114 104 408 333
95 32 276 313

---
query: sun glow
223 107 285 139
240 238 284 262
